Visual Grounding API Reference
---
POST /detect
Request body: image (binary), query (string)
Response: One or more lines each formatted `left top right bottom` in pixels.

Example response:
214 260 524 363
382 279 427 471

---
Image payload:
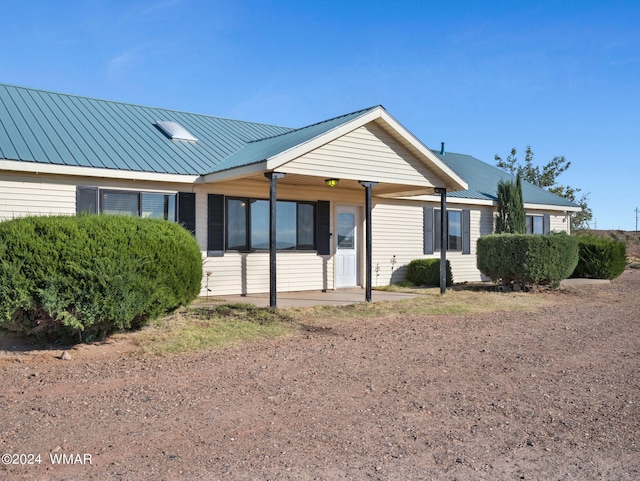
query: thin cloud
127 0 186 19
106 48 141 78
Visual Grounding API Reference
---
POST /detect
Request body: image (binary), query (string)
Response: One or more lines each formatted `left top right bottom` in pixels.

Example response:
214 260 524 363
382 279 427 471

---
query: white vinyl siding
550 213 570 233
371 201 424 285
372 201 493 285
0 175 76 221
281 123 439 188
202 252 332 296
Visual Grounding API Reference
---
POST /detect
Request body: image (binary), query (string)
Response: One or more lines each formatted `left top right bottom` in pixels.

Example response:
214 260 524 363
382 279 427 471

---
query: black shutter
177 192 196 234
423 206 434 254
76 186 98 214
316 200 331 255
462 209 471 255
207 194 225 256
543 214 551 234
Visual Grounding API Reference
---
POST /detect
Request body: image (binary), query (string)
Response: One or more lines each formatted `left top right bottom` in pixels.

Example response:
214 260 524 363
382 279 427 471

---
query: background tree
495 173 526 234
495 146 592 231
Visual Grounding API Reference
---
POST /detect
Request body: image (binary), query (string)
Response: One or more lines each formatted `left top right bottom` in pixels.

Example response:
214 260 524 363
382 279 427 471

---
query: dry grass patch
131 304 296 355
125 289 551 355
290 288 550 323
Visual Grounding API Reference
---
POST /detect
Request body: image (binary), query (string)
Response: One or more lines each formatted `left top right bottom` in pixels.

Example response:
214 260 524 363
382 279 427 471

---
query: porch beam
359 180 378 302
434 187 447 294
265 172 286 307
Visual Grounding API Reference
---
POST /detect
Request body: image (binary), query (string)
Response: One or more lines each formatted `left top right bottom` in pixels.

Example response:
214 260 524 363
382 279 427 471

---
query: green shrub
406 259 453 287
0 215 202 342
572 234 626 279
477 233 578 288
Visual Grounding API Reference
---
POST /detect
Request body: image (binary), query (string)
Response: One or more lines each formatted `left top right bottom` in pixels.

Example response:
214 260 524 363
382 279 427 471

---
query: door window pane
337 212 355 249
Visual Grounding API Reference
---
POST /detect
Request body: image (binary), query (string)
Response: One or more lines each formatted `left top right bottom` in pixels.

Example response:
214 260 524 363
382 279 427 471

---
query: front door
335 206 359 288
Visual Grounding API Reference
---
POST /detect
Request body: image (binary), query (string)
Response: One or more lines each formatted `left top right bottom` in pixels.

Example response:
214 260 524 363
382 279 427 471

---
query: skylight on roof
155 120 198 142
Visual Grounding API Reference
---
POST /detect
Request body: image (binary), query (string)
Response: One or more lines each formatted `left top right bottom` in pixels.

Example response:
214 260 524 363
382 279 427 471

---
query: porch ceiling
241 172 438 197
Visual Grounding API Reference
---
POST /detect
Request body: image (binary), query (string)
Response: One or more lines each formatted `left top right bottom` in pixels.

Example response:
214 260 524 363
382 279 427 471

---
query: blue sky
3 0 639 229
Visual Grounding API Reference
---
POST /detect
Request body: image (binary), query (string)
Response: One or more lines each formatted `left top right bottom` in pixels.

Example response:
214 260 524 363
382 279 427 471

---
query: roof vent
155 120 198 142
440 142 446 156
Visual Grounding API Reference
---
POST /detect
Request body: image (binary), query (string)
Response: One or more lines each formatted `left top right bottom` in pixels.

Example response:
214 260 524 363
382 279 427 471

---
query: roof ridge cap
246 105 382 144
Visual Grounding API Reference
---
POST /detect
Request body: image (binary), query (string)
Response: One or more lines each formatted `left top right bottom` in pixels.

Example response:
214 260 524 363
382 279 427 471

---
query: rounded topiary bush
572 234 627 280
406 259 453 287
0 215 202 341
477 232 578 288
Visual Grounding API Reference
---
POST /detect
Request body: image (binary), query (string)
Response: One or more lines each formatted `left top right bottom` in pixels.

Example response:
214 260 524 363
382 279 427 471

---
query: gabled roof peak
246 105 383 145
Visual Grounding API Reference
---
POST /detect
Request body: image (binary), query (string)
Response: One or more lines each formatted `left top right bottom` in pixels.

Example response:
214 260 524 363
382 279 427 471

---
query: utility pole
635 207 639 234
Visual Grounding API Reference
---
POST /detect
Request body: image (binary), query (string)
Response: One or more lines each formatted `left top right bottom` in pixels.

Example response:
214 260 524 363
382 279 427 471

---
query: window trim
424 206 470 255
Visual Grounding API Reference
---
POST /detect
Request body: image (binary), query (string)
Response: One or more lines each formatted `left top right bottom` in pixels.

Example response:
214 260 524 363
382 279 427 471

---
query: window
100 190 176 221
526 215 544 234
226 197 316 251
142 193 176 221
77 187 195 233
434 209 463 251
423 207 470 255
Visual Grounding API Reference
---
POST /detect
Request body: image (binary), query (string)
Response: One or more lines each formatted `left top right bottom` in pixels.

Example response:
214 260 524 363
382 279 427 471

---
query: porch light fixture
325 178 339 187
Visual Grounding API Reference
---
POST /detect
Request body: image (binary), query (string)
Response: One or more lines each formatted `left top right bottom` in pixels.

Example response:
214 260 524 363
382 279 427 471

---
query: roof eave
0 159 202 184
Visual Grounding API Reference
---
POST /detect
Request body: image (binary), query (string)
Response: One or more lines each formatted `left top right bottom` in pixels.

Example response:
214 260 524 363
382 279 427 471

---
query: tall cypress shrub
513 173 526 234
495 174 525 234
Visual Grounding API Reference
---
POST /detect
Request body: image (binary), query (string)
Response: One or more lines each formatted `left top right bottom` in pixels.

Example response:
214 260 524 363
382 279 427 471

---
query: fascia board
376 110 468 192
524 202 581 212
405 194 496 206
403 194 580 212
0 159 201 184
201 161 267 183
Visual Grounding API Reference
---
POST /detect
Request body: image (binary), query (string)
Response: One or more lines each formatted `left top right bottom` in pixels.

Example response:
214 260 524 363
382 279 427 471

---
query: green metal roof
432 151 578 208
0 83 292 175
0 83 576 208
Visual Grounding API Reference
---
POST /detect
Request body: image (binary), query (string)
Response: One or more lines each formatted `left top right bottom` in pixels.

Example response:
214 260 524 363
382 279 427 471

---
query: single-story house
0 83 579 303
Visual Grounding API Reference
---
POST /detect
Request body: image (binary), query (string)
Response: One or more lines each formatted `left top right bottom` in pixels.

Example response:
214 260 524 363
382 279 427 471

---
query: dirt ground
1 270 638 481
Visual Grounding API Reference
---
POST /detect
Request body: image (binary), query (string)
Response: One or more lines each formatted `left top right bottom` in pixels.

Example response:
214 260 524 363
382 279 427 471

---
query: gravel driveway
1 270 639 480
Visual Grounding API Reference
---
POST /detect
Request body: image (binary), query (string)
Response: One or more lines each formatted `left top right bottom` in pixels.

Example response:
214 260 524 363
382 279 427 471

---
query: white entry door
335 206 359 288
